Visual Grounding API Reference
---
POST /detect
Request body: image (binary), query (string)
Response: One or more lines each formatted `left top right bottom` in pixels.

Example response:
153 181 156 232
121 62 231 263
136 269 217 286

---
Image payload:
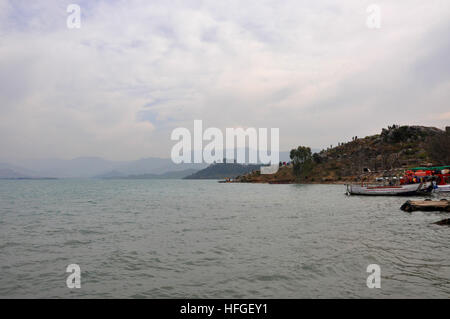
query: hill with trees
184 162 261 179
234 125 450 183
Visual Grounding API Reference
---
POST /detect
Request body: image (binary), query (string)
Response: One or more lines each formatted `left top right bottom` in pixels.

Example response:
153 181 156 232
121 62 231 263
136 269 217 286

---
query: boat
406 166 450 193
435 184 450 192
346 182 430 196
347 165 450 195
218 178 233 183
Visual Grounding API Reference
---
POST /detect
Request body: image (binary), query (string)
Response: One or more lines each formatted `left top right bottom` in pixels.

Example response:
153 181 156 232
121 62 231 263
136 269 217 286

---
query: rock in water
400 199 450 212
434 219 450 226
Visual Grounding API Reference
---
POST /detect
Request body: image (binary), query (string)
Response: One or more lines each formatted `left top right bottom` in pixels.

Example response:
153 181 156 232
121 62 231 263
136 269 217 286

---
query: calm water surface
0 179 449 298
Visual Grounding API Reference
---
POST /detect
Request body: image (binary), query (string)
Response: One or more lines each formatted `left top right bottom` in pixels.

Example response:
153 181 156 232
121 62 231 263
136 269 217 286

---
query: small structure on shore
400 199 450 212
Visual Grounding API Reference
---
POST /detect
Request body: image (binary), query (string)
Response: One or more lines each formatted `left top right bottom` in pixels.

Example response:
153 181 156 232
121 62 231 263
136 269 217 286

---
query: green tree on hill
290 146 312 176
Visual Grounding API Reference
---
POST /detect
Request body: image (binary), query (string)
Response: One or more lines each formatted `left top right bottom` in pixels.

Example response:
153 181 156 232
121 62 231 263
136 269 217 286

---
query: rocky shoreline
230 125 450 185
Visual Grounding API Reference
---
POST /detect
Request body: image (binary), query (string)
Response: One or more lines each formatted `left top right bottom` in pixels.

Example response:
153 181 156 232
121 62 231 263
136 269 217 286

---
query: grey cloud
0 0 449 160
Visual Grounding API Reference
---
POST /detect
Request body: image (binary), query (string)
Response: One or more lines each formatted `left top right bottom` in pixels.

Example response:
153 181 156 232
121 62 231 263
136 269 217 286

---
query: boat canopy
409 165 450 171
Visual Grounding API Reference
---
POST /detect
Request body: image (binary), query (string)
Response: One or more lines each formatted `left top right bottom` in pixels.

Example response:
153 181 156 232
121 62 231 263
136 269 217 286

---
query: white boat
435 184 450 192
346 182 430 196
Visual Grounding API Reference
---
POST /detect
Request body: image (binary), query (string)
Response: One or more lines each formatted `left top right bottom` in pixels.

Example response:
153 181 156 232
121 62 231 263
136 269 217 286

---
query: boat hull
346 183 427 196
436 184 450 192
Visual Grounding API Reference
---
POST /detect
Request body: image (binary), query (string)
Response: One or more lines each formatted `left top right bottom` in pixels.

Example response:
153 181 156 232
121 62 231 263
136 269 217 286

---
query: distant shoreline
0 177 58 180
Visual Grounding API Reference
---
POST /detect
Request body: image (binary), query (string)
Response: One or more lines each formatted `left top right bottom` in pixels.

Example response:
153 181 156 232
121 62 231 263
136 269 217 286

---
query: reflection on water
0 179 449 298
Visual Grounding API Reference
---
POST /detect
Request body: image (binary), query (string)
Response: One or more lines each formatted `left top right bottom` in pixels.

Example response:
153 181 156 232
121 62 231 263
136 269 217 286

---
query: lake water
0 179 449 298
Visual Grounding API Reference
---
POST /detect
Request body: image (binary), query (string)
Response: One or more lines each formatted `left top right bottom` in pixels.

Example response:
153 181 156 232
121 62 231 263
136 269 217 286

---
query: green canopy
409 165 450 171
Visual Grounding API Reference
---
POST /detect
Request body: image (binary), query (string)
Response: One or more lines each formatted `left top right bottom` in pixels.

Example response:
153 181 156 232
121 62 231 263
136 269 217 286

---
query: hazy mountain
0 168 30 179
113 158 207 176
157 169 200 179
3 149 294 178
8 157 206 178
0 162 38 177
94 170 127 179
99 168 200 179
11 157 120 178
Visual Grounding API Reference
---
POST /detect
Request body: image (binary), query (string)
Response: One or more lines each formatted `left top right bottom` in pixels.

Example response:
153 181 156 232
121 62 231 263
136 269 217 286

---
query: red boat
403 166 450 192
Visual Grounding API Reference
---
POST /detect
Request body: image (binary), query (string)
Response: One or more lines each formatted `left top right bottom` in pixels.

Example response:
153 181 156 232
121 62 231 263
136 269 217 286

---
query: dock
400 199 450 212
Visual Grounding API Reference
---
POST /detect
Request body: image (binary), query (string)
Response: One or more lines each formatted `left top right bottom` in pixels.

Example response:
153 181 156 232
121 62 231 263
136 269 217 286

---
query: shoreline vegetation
231 125 450 184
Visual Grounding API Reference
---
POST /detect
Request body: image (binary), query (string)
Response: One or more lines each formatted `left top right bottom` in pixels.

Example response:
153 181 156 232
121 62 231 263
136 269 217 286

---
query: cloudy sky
0 0 449 161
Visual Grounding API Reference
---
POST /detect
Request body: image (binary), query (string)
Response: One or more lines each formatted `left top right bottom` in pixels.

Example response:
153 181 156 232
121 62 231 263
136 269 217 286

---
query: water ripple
0 180 448 298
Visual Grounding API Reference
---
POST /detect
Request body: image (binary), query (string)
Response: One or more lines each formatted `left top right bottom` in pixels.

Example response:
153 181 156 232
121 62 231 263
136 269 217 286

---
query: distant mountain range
0 149 293 179
0 163 41 179
0 162 37 176
98 168 199 179
0 157 207 179
0 168 30 179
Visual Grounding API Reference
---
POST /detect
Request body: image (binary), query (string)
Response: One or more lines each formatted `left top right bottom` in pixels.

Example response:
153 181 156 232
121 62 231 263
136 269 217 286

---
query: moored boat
347 165 450 196
406 166 450 193
435 184 450 192
346 182 429 196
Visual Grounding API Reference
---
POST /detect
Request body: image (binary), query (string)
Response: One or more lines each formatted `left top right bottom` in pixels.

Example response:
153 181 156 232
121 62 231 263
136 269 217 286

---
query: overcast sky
0 0 449 161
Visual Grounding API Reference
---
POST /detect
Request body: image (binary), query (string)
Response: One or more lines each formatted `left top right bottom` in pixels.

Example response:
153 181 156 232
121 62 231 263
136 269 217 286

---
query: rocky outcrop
401 199 450 212
434 219 450 226
235 125 447 184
